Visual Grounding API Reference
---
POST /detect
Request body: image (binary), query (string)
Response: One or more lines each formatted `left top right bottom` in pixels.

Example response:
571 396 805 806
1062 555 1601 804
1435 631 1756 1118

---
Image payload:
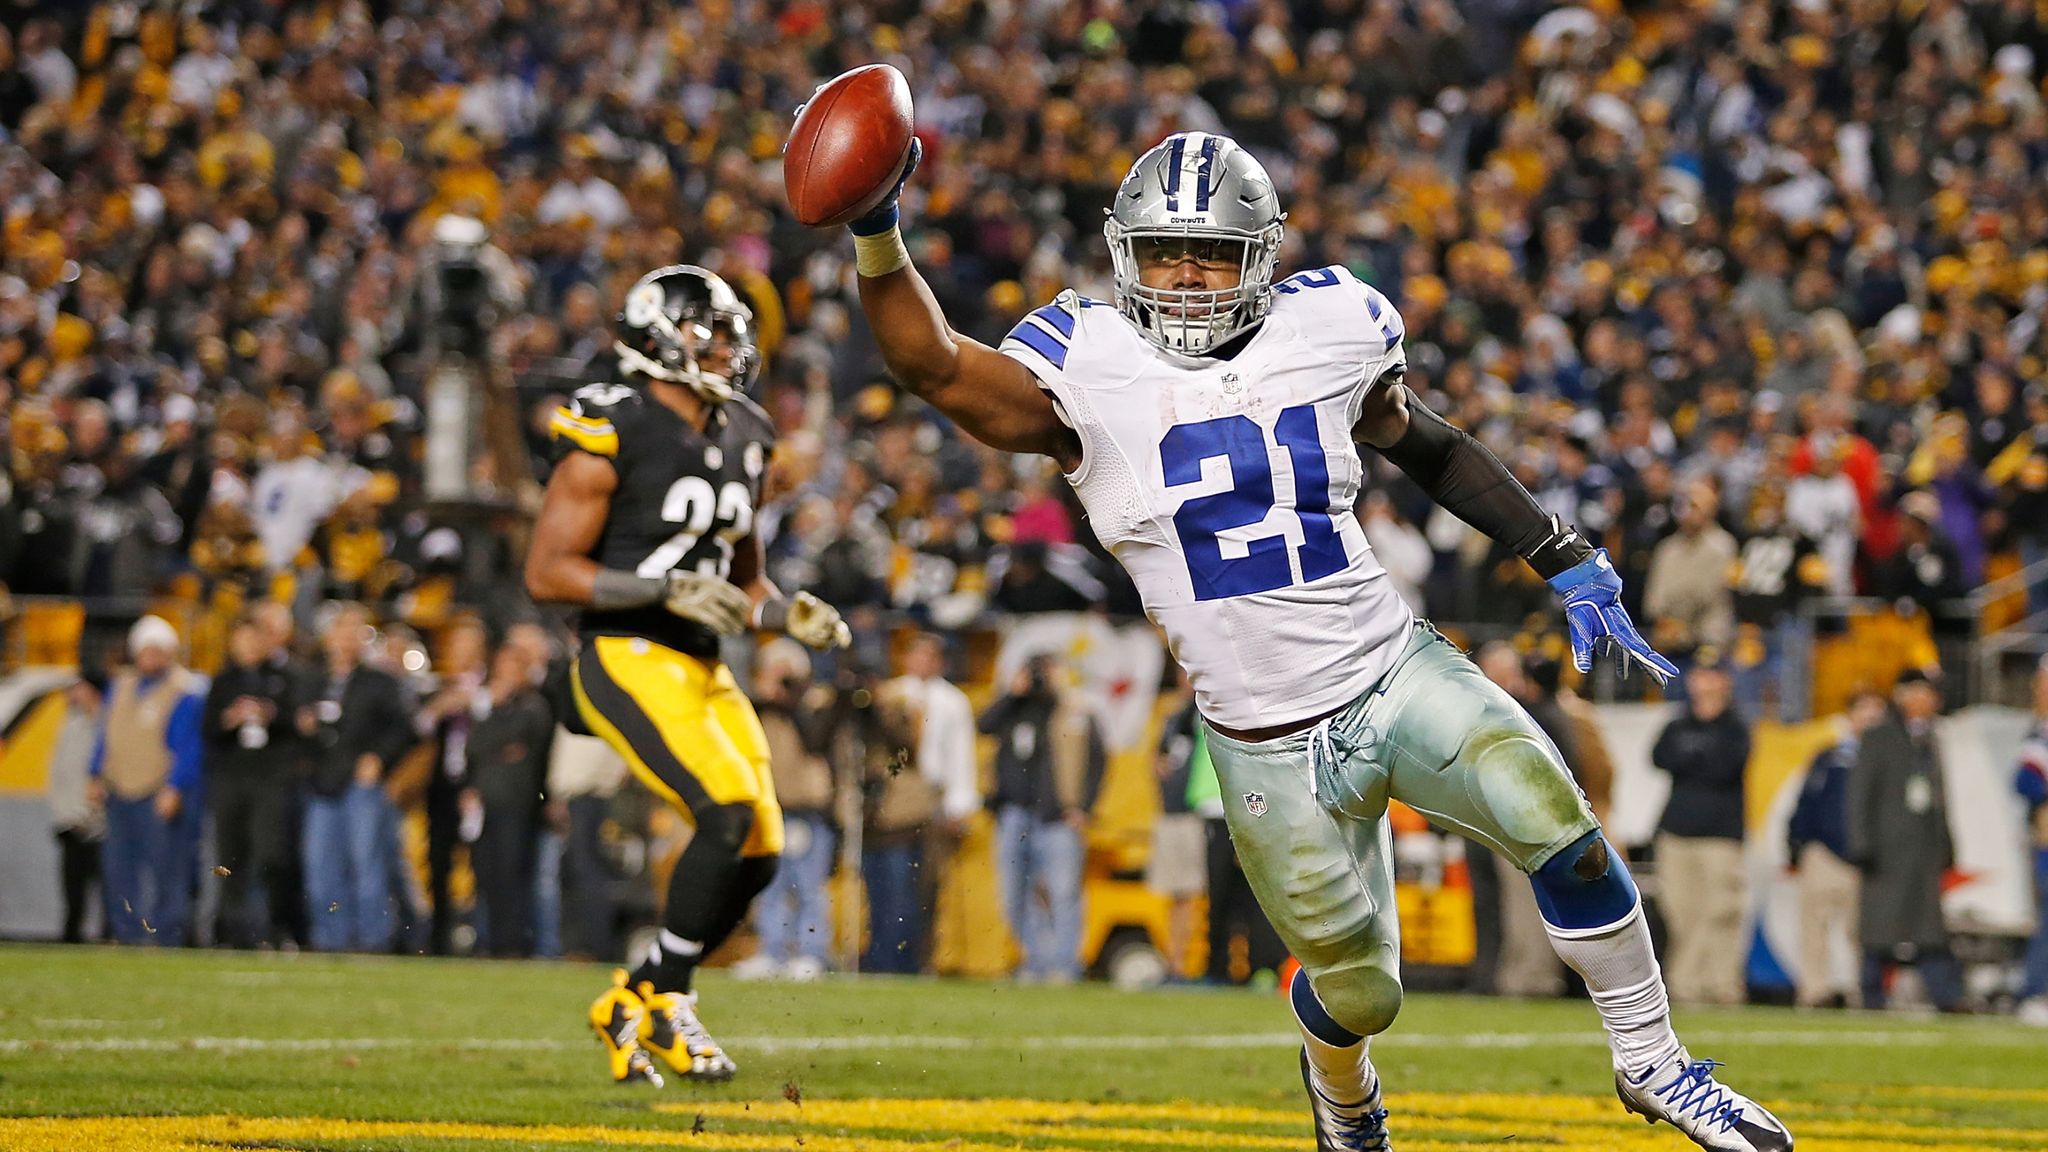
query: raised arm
846 144 1080 467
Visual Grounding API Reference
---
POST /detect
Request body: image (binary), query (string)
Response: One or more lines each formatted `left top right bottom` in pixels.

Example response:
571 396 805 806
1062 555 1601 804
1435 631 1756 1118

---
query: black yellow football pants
570 634 783 858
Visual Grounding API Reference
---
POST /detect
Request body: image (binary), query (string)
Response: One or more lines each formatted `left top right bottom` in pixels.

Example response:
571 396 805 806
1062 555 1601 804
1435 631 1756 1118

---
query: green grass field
1 945 2044 1151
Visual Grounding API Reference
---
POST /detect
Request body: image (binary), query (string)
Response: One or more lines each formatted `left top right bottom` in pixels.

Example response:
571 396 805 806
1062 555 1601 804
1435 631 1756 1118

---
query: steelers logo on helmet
613 264 760 403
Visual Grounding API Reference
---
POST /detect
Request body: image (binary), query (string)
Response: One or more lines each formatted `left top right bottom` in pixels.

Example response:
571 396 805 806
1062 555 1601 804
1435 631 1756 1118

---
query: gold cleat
636 982 738 1082
589 969 664 1087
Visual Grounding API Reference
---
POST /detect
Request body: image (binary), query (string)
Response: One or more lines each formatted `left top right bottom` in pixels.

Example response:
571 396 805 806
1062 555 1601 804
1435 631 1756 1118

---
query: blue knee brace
1290 965 1364 1047
1529 830 1639 932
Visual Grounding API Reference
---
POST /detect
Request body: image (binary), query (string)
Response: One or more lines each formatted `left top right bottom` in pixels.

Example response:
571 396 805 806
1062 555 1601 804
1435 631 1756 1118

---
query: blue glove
849 136 922 237
1546 548 1681 684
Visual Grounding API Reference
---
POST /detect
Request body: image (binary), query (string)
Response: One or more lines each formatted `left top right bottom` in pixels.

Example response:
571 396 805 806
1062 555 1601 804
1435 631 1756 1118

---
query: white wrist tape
853 225 910 278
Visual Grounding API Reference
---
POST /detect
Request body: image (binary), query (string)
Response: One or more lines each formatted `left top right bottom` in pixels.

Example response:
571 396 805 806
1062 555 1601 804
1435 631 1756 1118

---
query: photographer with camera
981 653 1104 984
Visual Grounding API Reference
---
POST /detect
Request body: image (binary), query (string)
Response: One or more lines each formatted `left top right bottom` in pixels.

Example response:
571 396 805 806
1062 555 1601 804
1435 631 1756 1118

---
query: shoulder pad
1001 289 1107 375
1276 266 1404 346
550 382 635 458
566 380 642 418
722 393 775 441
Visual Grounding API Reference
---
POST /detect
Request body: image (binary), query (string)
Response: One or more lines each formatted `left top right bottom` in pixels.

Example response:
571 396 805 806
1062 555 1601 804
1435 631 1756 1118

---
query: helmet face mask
614 265 759 403
1104 132 1285 356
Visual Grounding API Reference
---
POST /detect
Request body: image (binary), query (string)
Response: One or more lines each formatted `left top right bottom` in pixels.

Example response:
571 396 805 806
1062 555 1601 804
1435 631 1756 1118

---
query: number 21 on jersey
1160 403 1345 601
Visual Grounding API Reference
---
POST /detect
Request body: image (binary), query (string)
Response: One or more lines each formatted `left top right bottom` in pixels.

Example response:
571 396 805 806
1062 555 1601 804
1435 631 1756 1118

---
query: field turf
1 944 2045 1150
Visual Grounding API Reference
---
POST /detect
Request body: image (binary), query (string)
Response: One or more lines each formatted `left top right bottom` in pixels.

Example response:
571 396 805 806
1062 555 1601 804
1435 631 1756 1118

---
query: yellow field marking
0 1115 1031 1152
2 1093 2042 1152
674 1095 2044 1150
1896 1085 2048 1105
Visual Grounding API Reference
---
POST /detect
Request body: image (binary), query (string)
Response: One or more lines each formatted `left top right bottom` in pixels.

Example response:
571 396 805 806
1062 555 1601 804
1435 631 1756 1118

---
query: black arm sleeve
1374 391 1594 580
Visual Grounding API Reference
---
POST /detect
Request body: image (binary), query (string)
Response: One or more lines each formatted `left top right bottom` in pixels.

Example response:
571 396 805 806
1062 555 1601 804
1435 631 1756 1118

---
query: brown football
783 64 915 228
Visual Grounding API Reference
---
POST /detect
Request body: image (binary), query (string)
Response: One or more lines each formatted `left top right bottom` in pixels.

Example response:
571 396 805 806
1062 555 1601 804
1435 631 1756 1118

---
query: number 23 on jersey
1160 402 1346 601
639 476 753 579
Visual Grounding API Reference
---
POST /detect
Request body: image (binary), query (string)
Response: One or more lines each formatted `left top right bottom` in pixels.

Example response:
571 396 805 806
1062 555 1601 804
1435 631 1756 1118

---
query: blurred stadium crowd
3 0 2047 664
2 0 2048 1002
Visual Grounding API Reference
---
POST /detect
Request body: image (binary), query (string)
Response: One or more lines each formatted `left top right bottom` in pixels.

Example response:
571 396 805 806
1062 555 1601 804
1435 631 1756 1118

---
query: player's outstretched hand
786 591 853 650
661 571 753 636
848 136 921 237
1545 548 1681 685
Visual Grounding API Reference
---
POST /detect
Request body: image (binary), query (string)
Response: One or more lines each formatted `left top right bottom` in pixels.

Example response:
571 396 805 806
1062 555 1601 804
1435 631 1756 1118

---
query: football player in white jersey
825 130 1792 1152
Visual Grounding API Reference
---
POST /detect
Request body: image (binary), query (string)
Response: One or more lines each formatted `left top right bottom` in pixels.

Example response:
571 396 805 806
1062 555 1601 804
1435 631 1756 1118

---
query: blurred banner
0 669 87 939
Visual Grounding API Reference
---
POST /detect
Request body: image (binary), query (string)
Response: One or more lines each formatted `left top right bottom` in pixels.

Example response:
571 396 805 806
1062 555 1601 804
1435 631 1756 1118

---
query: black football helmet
613 264 760 403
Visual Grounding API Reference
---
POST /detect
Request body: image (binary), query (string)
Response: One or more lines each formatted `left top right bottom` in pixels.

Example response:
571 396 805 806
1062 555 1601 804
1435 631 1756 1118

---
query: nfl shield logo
1244 792 1268 818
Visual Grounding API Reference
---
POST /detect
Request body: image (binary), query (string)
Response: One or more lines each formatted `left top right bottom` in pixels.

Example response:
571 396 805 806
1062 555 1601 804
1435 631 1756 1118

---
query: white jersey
1001 266 1414 730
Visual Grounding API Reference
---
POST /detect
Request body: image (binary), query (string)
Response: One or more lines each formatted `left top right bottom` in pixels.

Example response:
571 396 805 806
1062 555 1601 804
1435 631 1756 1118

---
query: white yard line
0 1027 2034 1056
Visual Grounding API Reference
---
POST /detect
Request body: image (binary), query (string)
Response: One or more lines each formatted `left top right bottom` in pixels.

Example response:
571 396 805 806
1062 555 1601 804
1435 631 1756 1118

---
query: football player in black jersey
526 265 850 1087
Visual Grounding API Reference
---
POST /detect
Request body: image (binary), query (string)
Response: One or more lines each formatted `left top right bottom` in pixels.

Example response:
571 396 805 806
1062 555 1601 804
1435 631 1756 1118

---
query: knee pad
1530 831 1640 934
691 802 757 858
1310 963 1404 1039
1466 727 1594 865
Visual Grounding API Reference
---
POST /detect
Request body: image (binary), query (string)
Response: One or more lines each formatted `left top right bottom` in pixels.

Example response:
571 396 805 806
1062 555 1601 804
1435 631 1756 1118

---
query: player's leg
1203 724 1396 1151
1351 625 1790 1151
572 637 759 1082
703 664 782 948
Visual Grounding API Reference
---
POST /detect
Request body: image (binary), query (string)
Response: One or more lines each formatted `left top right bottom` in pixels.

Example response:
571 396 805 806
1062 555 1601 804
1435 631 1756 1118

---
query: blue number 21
1160 404 1346 601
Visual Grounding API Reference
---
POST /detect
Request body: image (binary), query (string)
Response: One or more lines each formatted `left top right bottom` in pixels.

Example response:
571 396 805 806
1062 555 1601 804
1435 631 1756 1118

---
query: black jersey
548 381 775 658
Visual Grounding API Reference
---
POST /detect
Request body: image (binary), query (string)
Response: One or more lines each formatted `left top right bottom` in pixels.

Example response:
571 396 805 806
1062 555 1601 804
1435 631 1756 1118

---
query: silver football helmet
1104 132 1285 355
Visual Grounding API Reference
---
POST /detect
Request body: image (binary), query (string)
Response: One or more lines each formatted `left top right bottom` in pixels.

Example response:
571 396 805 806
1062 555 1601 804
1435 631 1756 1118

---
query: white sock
1292 985 1376 1101
1545 906 1681 1075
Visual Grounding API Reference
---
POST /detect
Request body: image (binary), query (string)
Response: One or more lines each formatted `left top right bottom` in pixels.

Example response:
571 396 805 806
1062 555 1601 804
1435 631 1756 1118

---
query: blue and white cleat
1615 1048 1793 1150
1300 1047 1391 1151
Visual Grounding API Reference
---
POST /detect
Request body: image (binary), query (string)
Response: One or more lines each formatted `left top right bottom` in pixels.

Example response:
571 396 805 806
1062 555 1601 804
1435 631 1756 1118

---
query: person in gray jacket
1850 668 1964 1012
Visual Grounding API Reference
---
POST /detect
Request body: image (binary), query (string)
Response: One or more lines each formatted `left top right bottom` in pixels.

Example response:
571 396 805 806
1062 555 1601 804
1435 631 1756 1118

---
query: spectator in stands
1785 437 1862 598
92 616 205 946
1788 690 1888 1010
1731 484 1827 721
416 615 489 955
1149 672 1207 982
982 654 1105 984
740 639 836 981
1650 653 1752 1006
1852 669 1965 1013
1871 492 1967 629
1643 481 1738 680
48 675 104 944
301 603 417 953
204 613 303 950
2009 657 2048 1026
1999 385 2048 613
250 411 341 576
465 632 555 958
